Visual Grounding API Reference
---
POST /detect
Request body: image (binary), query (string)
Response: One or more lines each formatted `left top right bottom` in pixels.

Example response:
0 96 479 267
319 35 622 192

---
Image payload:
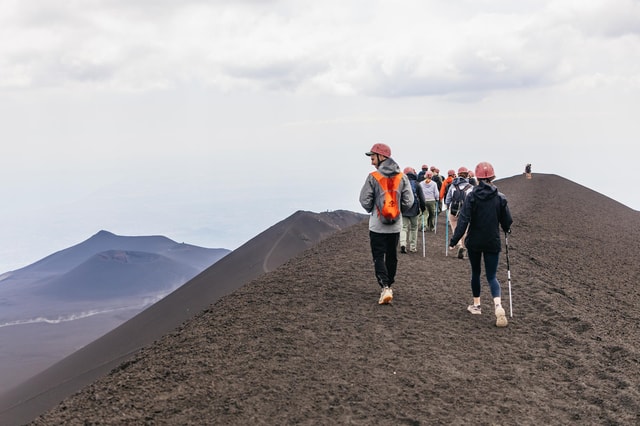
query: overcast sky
1 0 639 272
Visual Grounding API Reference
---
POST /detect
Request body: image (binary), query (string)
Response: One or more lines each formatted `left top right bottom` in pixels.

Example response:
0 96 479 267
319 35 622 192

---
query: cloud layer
3 0 639 97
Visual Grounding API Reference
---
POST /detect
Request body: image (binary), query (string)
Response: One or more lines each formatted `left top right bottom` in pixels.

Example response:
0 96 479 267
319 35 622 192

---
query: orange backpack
370 171 403 224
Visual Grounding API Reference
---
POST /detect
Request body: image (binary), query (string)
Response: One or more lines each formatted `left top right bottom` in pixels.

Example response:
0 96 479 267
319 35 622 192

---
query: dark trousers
467 249 501 298
369 231 399 288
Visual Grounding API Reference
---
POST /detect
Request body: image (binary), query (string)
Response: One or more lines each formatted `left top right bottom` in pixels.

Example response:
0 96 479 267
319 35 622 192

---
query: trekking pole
422 214 426 257
434 203 438 235
445 208 449 256
505 232 513 317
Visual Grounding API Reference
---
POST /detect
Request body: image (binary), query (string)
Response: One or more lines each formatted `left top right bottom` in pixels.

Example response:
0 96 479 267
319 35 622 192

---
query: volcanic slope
29 174 640 425
0 209 366 425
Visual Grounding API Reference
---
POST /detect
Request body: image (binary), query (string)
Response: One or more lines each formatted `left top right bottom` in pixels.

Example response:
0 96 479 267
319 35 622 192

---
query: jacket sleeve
417 184 426 212
499 194 513 234
359 175 375 213
444 184 454 206
431 183 440 200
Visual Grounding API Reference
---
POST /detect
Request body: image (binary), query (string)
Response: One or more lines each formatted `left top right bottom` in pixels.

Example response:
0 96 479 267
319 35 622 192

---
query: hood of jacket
377 157 402 177
451 177 470 187
474 180 499 201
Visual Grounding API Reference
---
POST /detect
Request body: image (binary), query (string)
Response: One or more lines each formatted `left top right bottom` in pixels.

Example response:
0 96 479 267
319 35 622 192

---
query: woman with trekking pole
448 161 513 327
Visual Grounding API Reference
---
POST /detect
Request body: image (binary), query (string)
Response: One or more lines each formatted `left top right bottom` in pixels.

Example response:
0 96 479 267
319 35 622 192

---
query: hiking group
359 143 513 327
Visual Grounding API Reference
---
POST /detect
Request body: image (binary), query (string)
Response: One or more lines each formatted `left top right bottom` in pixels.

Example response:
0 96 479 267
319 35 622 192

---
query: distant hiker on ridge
449 161 513 327
359 143 414 305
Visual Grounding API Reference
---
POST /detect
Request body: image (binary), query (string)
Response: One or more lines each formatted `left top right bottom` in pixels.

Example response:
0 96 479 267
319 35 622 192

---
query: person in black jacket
449 161 513 327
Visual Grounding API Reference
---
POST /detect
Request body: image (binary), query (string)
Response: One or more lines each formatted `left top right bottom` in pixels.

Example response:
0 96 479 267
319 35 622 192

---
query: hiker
468 170 478 186
445 167 474 258
449 161 513 327
525 163 532 179
430 166 443 191
359 143 414 305
416 164 429 231
400 167 423 254
430 166 444 212
439 169 456 210
418 171 439 232
417 164 429 182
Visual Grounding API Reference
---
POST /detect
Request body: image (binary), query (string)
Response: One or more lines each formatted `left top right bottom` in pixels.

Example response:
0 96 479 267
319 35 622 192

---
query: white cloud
1 0 638 96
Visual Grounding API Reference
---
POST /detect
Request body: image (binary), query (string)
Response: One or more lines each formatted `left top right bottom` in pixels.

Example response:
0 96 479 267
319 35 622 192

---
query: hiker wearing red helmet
444 166 474 259
449 161 513 327
439 169 456 208
418 171 439 232
360 143 415 305
399 167 423 254
417 164 429 182
468 170 478 186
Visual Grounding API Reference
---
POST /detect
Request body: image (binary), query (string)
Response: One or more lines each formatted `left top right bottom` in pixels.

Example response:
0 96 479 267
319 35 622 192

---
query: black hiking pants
369 231 399 288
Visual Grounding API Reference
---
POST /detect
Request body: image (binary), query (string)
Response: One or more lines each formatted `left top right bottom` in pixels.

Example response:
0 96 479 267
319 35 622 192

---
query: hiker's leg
408 215 419 251
427 201 437 230
483 251 502 298
467 248 482 299
369 231 390 287
384 232 399 285
449 214 459 245
400 216 409 249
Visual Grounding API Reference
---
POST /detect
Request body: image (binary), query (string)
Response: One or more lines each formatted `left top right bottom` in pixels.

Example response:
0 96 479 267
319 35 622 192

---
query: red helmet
365 143 391 158
475 162 495 179
421 164 428 170
458 166 468 174
403 166 416 175
447 169 456 176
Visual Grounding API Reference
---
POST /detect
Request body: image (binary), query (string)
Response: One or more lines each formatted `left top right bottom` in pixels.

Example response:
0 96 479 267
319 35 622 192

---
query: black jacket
450 181 512 253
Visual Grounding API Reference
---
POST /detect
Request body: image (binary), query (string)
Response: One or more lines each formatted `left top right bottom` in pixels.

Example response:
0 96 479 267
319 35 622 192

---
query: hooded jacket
450 180 513 253
359 157 414 233
403 171 422 217
440 175 454 201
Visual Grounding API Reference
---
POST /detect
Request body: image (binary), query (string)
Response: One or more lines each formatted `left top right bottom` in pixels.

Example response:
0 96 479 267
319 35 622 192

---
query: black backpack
449 183 472 216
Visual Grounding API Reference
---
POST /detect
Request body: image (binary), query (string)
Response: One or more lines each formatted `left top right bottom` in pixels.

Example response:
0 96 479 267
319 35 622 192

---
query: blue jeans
369 231 399 288
467 249 501 298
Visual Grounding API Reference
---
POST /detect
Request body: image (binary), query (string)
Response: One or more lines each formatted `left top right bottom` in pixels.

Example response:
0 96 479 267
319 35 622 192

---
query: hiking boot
495 304 508 327
457 247 465 259
467 304 481 315
400 246 407 254
378 286 393 304
409 247 417 253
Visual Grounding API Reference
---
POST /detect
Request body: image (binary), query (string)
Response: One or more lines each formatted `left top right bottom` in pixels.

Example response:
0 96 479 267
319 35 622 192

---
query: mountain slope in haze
38 250 199 300
0 209 367 425
0 231 230 396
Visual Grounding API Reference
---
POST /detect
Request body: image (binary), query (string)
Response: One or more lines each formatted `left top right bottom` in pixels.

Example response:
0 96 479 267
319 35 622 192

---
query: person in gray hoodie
449 161 513 327
359 143 414 305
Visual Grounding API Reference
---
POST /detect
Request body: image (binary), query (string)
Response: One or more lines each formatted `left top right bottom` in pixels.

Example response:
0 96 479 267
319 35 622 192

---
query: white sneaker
378 286 393 304
467 304 482 315
495 304 508 327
